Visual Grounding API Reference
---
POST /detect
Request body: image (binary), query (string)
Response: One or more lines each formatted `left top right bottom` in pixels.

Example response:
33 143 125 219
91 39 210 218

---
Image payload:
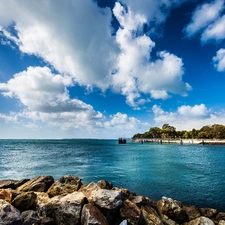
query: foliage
132 124 225 139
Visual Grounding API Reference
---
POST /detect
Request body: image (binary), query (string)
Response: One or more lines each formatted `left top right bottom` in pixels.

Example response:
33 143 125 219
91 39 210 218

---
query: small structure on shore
118 138 126 144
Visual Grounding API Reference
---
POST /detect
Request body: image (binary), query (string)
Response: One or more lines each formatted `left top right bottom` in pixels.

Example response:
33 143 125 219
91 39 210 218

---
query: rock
0 199 23 225
199 208 217 218
40 217 55 225
47 175 82 198
21 210 40 225
96 180 113 190
0 189 12 202
11 191 36 211
119 220 128 225
183 205 201 221
157 197 187 222
17 176 54 192
216 213 225 224
112 187 131 200
120 199 141 225
130 195 150 208
0 179 29 189
160 215 177 225
141 205 164 225
34 192 51 217
81 203 109 225
93 189 122 210
47 192 87 225
79 182 100 202
188 216 215 225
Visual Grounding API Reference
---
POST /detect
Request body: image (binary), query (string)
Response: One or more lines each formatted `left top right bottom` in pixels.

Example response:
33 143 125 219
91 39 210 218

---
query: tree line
132 124 225 139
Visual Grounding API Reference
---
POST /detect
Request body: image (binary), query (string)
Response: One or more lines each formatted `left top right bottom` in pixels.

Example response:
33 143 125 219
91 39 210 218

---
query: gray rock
0 199 23 225
47 192 87 225
93 189 122 210
188 216 215 225
21 210 40 225
81 203 109 225
47 175 82 198
17 176 54 192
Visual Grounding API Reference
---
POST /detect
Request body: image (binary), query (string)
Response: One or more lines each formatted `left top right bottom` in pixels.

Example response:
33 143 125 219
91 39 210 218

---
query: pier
132 138 225 145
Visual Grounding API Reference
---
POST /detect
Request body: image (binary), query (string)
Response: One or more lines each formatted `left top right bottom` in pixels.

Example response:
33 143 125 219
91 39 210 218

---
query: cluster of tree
132 124 225 139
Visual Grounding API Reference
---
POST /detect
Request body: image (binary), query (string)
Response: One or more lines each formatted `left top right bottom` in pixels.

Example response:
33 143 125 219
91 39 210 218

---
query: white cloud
152 104 225 130
184 0 224 38
112 3 190 107
213 48 225 71
0 0 191 109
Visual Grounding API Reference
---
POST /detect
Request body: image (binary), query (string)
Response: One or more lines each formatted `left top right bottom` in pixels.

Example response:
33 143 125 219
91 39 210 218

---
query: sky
0 0 225 139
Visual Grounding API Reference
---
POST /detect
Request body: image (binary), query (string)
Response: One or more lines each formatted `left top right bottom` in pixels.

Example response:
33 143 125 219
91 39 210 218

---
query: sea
0 139 225 211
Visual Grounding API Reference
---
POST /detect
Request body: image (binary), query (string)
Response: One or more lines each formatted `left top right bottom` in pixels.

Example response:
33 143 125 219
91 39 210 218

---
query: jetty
132 138 225 145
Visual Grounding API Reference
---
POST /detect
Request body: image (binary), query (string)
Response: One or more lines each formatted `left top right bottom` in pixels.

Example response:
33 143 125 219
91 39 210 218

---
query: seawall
132 138 225 145
0 175 224 225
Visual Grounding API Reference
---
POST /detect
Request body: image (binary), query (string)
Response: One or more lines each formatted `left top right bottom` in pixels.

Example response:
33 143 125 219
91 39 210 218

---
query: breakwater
0 175 224 225
132 138 225 145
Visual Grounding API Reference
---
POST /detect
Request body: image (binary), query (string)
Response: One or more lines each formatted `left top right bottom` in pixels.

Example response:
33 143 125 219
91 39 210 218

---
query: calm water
0 139 225 211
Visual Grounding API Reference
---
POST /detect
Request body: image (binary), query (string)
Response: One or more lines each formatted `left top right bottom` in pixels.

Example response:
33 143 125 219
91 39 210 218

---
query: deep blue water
0 139 225 211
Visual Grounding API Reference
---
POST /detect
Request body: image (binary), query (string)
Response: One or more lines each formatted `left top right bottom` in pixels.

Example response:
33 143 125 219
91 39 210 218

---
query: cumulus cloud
213 48 225 71
0 66 150 137
184 0 224 38
112 2 190 107
0 0 191 109
152 104 225 130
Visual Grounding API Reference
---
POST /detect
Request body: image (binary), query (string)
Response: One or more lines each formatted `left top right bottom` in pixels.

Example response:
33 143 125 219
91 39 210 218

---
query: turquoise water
0 139 225 211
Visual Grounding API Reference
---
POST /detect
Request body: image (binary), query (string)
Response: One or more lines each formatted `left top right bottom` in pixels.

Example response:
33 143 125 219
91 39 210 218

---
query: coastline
132 138 225 145
0 175 225 225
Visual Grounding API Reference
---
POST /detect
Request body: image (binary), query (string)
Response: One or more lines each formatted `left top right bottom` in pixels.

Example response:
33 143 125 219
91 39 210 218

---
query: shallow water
0 139 225 211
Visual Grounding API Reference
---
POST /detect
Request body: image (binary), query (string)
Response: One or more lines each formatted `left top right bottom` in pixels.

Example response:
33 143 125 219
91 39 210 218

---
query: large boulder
141 205 164 225
183 205 201 221
120 199 141 225
0 189 12 202
188 216 215 225
157 197 187 222
11 191 37 211
17 176 54 192
0 179 29 189
79 182 100 202
81 203 109 225
199 208 217 218
46 192 87 225
0 199 23 225
34 192 51 217
93 189 122 210
21 210 40 225
96 180 113 190
47 175 82 198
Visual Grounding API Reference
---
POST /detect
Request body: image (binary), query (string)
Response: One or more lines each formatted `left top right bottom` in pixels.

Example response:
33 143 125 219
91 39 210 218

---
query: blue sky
1 0 225 139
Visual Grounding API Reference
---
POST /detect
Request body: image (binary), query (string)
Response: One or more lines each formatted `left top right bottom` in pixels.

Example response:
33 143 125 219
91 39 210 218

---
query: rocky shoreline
0 175 224 225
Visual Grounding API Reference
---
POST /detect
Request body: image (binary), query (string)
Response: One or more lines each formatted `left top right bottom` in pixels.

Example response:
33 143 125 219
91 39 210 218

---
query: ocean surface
0 139 225 211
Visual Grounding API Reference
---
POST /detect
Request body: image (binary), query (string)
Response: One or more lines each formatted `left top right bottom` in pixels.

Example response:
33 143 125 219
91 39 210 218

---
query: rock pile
0 175 224 225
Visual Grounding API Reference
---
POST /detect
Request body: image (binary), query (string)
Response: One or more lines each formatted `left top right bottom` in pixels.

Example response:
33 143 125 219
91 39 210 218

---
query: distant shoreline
132 138 225 145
